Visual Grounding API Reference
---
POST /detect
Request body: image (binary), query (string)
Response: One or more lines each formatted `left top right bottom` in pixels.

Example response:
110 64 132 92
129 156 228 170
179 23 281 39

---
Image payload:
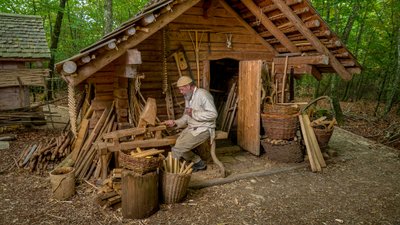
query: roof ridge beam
241 0 300 53
271 0 352 80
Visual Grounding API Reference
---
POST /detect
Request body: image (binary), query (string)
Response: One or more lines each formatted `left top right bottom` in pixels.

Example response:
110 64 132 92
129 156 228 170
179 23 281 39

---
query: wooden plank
108 138 177 151
273 54 329 65
71 119 89 161
218 0 277 54
65 0 202 86
241 0 299 53
298 114 319 172
303 114 326 168
237 60 261 156
271 0 352 80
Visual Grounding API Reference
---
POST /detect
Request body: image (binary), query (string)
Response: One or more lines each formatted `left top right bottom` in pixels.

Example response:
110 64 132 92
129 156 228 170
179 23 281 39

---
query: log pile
17 131 73 173
96 168 122 208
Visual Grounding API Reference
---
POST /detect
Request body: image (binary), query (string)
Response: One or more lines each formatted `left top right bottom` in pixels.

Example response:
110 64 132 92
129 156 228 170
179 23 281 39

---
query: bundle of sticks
17 131 72 173
310 116 337 131
163 152 193 174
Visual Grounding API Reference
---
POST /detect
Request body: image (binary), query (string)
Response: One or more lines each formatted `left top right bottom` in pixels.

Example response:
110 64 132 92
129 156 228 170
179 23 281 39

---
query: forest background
0 0 399 146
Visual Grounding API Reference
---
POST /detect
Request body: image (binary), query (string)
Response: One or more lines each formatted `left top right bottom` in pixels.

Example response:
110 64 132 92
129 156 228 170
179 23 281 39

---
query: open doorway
209 58 239 141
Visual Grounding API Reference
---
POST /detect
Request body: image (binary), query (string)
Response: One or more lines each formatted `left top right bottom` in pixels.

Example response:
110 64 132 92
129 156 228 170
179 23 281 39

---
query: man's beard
183 92 193 101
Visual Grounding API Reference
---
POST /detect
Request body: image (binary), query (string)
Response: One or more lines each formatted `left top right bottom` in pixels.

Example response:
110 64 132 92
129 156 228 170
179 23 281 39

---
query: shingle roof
0 13 51 59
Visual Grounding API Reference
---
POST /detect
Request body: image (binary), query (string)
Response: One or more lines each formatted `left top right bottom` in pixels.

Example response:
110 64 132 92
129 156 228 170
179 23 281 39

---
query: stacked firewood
96 168 122 208
17 131 72 173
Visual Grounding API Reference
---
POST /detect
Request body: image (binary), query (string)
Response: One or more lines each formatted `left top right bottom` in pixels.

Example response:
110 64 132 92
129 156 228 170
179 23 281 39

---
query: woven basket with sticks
119 149 164 175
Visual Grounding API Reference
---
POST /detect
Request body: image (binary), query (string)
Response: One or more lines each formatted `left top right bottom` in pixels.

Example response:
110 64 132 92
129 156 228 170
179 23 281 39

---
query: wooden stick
179 161 186 174
298 114 319 172
281 56 289 103
182 162 194 174
167 152 173 173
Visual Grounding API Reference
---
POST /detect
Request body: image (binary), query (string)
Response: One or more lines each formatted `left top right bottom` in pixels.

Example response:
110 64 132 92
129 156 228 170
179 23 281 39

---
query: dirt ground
1 101 400 225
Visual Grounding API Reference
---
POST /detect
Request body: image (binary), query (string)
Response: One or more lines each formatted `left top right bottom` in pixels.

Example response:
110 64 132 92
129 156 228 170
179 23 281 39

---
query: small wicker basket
119 151 163 175
312 127 334 151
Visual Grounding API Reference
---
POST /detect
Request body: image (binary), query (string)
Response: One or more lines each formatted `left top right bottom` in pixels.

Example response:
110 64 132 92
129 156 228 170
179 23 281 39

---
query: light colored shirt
174 87 218 137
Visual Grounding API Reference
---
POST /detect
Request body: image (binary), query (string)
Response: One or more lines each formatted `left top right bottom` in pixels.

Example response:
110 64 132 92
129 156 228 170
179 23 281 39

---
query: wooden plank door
237 60 262 155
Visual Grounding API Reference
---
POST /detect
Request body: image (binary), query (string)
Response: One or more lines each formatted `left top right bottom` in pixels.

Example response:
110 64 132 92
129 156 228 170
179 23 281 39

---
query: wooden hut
55 0 361 157
0 13 50 110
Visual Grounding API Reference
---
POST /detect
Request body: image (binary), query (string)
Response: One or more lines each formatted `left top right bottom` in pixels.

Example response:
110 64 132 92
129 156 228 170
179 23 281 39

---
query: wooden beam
311 65 322 81
201 51 274 61
218 0 277 55
271 0 352 80
107 137 177 151
273 54 329 65
275 64 312 74
64 0 201 86
241 0 300 53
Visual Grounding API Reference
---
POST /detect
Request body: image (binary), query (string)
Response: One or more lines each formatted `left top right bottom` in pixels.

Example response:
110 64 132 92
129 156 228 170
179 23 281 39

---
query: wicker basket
261 113 299 140
312 127 334 151
119 152 163 175
261 139 303 163
263 104 299 115
160 171 191 204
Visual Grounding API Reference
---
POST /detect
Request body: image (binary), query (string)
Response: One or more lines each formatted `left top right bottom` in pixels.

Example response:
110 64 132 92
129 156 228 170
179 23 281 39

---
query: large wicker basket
261 139 303 163
119 152 163 175
261 113 299 140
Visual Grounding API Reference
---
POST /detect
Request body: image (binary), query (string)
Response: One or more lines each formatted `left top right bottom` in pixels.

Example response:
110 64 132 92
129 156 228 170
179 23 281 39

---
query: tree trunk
341 1 360 45
104 0 113 35
384 26 400 116
330 75 344 124
48 0 68 100
374 70 389 116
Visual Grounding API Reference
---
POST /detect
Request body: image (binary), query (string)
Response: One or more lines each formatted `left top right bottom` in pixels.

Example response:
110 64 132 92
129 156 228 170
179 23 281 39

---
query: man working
164 76 218 172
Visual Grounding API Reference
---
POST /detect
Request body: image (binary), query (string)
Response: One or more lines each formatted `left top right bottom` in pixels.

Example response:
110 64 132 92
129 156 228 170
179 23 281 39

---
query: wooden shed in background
55 0 361 155
0 13 50 110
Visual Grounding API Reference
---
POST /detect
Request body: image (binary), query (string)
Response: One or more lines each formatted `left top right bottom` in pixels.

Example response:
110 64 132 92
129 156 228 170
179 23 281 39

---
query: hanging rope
162 28 168 93
68 83 77 137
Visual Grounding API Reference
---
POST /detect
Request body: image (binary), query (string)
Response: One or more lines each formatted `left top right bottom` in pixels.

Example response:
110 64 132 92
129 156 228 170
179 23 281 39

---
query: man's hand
185 107 193 117
164 120 176 127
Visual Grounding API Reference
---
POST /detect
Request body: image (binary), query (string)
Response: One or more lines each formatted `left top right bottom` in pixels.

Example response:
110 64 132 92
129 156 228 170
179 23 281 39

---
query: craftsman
164 76 218 172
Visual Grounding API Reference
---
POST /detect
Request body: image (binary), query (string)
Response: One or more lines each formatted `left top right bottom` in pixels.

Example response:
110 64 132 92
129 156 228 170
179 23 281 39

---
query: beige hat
176 76 193 87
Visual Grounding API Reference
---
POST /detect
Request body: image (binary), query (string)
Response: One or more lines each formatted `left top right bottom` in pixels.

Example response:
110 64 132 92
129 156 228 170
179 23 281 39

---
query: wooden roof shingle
0 13 51 60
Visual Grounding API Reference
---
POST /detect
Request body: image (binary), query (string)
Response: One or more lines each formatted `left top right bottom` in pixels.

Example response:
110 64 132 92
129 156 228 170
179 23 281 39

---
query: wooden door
237 60 262 155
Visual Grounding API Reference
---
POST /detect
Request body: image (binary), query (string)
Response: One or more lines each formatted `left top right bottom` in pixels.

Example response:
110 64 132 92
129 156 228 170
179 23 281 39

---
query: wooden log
122 171 159 219
22 144 38 166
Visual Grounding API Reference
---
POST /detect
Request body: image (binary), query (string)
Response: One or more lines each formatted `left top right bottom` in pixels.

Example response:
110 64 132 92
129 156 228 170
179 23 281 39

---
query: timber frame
54 0 362 156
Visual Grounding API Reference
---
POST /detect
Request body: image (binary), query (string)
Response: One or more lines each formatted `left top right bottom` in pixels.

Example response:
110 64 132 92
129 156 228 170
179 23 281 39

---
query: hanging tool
181 29 211 87
178 44 194 80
